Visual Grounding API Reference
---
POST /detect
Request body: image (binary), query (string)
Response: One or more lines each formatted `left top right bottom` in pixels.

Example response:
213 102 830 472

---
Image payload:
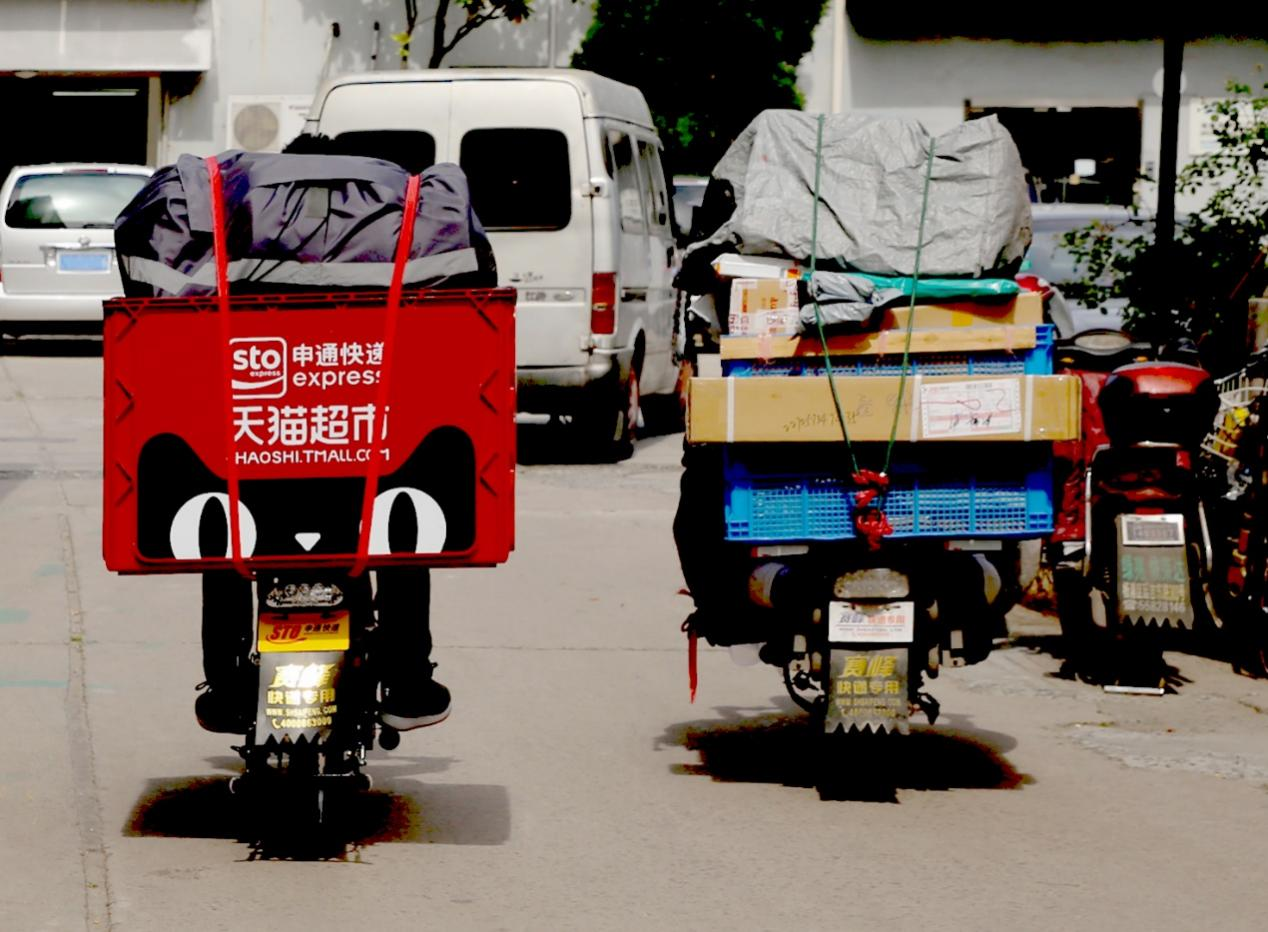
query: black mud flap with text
1115 514 1193 629
254 649 346 746
825 647 910 735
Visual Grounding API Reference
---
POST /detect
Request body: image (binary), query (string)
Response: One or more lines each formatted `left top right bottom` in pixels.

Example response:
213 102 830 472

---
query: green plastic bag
846 272 1021 300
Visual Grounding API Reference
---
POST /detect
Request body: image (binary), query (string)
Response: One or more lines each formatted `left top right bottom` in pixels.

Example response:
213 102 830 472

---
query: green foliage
1063 79 1268 371
573 1 827 176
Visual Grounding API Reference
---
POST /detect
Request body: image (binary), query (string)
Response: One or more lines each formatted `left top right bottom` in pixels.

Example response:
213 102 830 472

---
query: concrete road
4 345 1268 932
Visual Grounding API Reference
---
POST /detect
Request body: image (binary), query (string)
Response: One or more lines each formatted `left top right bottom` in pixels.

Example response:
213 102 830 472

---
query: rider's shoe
380 674 451 730
194 682 253 734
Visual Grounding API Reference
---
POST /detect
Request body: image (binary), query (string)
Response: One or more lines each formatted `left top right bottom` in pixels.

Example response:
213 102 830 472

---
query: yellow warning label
258 612 350 653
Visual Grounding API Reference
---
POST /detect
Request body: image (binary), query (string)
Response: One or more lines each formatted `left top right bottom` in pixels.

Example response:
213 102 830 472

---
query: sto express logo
230 336 382 400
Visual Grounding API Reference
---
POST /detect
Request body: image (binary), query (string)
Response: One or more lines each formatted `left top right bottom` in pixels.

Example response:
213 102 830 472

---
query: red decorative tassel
688 630 699 703
851 470 894 551
853 469 890 492
855 510 894 550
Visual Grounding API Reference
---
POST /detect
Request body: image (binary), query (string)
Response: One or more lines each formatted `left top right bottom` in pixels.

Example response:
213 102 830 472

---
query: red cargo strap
206 156 251 580
350 173 421 578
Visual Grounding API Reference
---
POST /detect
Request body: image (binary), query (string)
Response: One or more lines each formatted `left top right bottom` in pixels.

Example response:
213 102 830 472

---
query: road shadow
657 702 1029 802
516 421 603 466
0 335 102 357
124 769 510 859
1012 631 1209 692
516 412 682 466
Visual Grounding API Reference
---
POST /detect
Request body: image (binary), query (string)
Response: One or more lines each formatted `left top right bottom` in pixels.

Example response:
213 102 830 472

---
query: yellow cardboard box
879 292 1043 330
687 373 1080 443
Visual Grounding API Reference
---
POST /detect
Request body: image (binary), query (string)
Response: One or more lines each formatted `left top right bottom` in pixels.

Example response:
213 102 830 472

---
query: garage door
0 76 150 184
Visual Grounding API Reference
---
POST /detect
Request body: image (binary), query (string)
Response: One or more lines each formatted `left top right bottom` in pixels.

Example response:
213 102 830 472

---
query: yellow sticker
843 656 868 678
258 612 350 653
268 662 338 689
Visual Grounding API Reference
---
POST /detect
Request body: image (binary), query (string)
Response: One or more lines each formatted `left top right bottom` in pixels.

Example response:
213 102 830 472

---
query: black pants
201 567 432 689
673 443 772 646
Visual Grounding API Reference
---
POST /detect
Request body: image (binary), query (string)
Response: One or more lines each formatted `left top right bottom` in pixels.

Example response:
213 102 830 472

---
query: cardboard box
877 292 1043 330
721 324 1040 361
687 373 1080 443
728 309 801 337
730 278 799 315
713 253 802 280
728 278 800 337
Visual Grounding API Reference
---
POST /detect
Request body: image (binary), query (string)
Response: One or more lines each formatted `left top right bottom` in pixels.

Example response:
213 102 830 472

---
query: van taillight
591 272 616 335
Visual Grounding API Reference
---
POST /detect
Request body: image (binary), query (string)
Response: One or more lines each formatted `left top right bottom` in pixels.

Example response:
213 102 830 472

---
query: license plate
258 610 350 653
57 251 109 272
1121 513 1185 546
828 601 915 644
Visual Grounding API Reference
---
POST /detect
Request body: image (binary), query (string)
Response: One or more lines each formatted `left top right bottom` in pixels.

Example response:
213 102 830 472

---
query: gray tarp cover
685 111 1032 279
114 151 494 298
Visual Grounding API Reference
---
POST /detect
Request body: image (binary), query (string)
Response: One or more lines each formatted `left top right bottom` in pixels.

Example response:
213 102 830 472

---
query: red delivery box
103 288 516 573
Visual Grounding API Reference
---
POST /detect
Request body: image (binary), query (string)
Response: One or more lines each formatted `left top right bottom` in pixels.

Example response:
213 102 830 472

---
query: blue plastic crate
721 324 1054 378
723 444 1054 542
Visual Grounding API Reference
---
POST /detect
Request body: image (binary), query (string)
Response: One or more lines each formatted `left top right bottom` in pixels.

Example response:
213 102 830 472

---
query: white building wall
801 1 1268 210
161 0 592 162
0 0 211 71
4 0 1261 204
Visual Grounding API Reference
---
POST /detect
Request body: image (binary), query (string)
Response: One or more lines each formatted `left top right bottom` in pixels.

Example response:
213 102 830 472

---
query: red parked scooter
1050 333 1220 688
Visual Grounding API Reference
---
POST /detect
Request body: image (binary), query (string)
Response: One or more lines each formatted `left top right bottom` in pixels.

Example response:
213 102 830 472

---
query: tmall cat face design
135 428 475 560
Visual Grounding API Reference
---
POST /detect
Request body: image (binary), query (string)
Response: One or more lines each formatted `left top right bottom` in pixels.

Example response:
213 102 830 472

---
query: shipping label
920 378 1022 438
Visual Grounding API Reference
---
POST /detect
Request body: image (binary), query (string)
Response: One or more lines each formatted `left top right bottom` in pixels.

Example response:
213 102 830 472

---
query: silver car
0 164 153 335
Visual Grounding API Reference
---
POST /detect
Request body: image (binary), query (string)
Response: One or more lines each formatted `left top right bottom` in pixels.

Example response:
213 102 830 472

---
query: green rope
884 140 937 473
807 115 937 476
810 115 860 476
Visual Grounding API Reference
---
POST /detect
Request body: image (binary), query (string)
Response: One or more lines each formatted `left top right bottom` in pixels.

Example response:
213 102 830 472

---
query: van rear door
448 80 592 371
314 80 451 171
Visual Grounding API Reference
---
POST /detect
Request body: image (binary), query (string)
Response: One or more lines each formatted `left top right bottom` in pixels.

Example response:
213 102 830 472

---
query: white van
305 69 680 457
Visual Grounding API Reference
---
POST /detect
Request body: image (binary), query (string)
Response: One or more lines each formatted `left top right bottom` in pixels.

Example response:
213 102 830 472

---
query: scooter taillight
1091 446 1192 505
1116 487 1184 506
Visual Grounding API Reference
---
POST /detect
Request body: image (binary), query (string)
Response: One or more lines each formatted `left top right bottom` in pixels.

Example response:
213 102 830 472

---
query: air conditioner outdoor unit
225 96 313 153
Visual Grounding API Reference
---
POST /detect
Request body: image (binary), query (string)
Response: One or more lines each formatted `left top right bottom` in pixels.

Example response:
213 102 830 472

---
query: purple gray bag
114 151 495 298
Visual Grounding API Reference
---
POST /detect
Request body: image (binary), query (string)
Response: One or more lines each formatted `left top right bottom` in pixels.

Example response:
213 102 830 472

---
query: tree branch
400 0 420 69
429 0 452 68
437 9 502 63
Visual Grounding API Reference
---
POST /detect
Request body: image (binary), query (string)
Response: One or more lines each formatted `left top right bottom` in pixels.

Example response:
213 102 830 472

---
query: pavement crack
1 356 71 508
60 513 113 931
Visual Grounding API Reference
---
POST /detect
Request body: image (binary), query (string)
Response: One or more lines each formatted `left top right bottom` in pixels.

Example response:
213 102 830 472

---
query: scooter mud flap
254 611 350 745
1115 515 1193 628
825 647 910 735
